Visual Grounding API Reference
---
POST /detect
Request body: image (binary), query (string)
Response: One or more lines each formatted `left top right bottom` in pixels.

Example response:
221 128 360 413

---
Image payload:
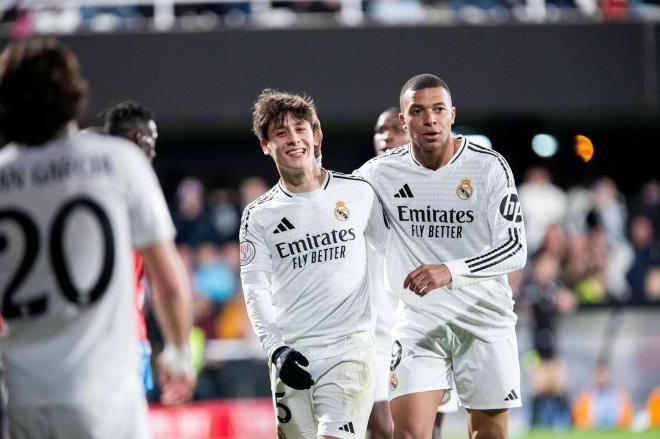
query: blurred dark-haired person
101 100 160 396
368 107 458 439
240 89 389 439
103 100 158 162
356 74 527 439
0 38 194 438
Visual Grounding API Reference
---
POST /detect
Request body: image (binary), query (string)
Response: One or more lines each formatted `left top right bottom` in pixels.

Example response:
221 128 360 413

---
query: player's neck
279 166 326 193
412 137 460 170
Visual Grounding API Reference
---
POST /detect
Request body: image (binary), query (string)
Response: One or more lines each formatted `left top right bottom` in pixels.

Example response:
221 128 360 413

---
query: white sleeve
365 188 389 253
241 270 285 360
124 146 175 248
444 158 527 289
239 206 284 358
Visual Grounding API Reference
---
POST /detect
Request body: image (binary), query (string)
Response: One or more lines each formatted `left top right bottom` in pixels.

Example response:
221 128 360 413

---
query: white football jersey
0 132 175 407
357 136 527 342
239 170 388 359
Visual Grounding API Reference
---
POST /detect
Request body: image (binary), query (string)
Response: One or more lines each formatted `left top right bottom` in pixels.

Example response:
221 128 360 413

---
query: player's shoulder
327 169 369 185
327 169 378 196
360 144 411 170
464 140 509 164
242 185 281 219
463 140 514 185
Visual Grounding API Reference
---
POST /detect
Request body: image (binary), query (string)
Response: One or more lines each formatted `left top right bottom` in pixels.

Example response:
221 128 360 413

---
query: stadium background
2 2 660 438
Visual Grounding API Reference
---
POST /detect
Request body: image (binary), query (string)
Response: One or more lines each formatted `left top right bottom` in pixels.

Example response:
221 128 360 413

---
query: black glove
271 346 314 390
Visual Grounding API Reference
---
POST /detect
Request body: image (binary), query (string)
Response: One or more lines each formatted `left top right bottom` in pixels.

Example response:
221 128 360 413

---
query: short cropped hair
399 74 451 106
252 89 319 141
0 37 88 146
102 101 155 138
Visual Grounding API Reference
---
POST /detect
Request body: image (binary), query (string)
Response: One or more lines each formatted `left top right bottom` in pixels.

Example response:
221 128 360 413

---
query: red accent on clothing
133 251 148 341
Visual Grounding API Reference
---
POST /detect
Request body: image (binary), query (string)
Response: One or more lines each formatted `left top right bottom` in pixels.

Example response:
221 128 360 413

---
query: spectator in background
648 386 660 428
572 363 633 429
208 188 241 244
644 267 660 302
569 211 610 304
592 178 634 300
518 167 567 256
239 175 269 209
518 250 576 429
171 177 218 247
626 214 659 304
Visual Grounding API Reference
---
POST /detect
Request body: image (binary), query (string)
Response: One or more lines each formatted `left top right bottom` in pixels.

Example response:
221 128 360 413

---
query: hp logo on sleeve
499 194 523 223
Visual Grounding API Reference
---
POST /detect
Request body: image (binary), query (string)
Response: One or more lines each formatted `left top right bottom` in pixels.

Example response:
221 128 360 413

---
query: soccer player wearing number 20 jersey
0 38 194 439
357 74 527 439
241 90 388 439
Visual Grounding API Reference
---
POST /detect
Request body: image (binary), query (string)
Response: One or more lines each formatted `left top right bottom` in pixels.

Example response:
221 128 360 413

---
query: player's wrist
271 346 290 367
161 342 193 375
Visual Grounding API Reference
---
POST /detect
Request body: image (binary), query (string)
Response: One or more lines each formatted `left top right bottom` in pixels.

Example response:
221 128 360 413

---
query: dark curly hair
252 88 319 141
0 37 88 146
102 100 155 138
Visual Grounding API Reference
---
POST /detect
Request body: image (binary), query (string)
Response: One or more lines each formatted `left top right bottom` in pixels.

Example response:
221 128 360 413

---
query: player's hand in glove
272 346 314 390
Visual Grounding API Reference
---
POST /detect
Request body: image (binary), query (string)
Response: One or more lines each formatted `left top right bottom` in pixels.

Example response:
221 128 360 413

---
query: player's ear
451 107 456 125
313 127 323 147
399 113 407 130
259 138 271 156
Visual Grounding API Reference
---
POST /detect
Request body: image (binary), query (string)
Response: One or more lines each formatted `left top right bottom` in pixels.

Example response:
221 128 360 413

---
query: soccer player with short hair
368 107 458 439
357 74 527 439
0 38 195 438
240 89 388 439
102 100 159 395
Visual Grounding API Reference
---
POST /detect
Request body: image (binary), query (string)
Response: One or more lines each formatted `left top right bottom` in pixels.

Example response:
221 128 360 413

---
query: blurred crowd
510 168 659 431
2 0 659 36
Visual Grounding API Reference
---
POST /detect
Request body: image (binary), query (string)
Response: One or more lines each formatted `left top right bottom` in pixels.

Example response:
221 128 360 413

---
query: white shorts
270 342 375 439
374 337 392 403
388 318 521 410
8 395 150 439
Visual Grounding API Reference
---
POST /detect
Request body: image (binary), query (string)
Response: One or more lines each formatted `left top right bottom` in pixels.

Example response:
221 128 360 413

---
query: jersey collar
277 168 330 198
408 135 467 168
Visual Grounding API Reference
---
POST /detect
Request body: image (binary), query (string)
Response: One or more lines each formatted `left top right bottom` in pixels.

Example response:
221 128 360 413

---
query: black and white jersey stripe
467 228 523 273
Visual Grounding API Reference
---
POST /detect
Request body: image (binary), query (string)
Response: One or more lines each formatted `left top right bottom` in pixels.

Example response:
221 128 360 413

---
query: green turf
443 429 660 439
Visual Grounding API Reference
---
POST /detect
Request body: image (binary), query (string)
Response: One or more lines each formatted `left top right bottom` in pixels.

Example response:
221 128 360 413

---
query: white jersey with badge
239 170 388 359
357 136 527 342
0 133 175 407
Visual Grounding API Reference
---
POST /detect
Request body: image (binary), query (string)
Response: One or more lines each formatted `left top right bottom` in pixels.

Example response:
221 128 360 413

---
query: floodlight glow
531 134 558 157
574 135 594 162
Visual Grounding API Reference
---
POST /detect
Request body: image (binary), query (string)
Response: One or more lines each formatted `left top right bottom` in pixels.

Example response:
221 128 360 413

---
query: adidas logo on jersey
394 184 414 198
504 389 519 401
338 422 355 434
273 217 295 234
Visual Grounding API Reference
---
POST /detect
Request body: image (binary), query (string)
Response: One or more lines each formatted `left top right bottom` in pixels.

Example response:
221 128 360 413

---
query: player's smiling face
261 113 320 172
401 87 455 153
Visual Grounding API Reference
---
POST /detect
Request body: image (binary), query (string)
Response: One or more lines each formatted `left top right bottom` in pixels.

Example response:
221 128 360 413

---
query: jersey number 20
0 196 115 320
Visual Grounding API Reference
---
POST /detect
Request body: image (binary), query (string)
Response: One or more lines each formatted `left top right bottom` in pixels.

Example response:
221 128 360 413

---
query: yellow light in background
575 134 594 163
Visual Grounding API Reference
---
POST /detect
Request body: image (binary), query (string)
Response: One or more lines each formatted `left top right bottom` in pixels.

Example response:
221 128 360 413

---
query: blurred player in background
368 107 458 439
0 38 194 438
241 89 388 439
102 101 159 395
357 74 527 439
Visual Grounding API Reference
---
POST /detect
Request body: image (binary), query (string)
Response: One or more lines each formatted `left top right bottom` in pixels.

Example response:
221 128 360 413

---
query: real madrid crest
334 200 350 221
456 177 473 200
390 372 399 391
